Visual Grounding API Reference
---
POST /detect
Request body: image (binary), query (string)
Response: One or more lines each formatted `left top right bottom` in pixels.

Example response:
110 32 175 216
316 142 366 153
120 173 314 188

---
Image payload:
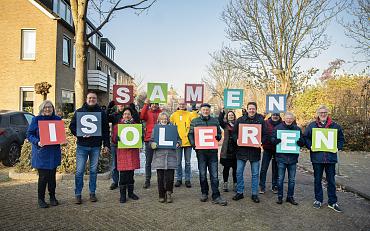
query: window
95 34 101 49
10 114 27 126
61 89 75 116
63 36 71 65
66 6 71 25
60 0 66 20
72 44 76 68
24 114 34 125
97 59 102 70
20 87 34 113
21 29 36 60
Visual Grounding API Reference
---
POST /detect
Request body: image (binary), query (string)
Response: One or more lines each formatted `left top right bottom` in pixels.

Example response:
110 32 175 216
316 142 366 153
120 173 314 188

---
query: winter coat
27 115 62 170
262 117 282 152
170 109 193 147
140 103 162 142
69 103 110 148
304 117 345 164
188 115 222 155
232 114 268 162
112 119 140 171
271 122 305 164
218 111 236 160
150 123 181 170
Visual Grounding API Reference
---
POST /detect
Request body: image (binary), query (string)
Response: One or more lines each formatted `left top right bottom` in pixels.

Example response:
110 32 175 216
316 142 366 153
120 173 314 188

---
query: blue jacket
27 115 62 170
271 122 304 164
304 117 345 164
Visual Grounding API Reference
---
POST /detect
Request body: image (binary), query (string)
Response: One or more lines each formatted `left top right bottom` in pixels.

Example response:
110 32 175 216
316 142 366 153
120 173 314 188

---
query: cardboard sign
113 85 134 105
224 89 244 109
312 128 338 153
276 130 300 154
194 126 218 149
76 112 102 137
147 83 168 103
185 84 204 103
237 124 262 147
266 94 287 113
38 120 66 145
118 124 143 148
153 124 178 149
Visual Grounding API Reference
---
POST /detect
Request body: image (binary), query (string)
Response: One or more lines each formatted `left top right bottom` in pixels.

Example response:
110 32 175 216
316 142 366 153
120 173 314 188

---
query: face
272 114 280 121
247 104 257 117
178 100 187 110
284 115 295 125
159 115 169 125
318 108 329 122
150 103 159 110
117 105 124 112
200 107 211 117
86 93 97 106
122 110 132 121
227 112 235 121
42 103 53 116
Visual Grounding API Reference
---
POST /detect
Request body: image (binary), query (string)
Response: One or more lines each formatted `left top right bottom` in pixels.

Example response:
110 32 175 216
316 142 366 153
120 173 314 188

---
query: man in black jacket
69 91 110 204
232 102 267 203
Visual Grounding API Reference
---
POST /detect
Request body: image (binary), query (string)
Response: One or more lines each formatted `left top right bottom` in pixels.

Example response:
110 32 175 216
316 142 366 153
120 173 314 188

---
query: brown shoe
75 195 82 205
89 193 98 202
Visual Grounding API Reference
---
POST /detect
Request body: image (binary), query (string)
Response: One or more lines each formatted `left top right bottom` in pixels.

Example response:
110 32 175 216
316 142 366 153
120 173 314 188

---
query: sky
100 0 368 94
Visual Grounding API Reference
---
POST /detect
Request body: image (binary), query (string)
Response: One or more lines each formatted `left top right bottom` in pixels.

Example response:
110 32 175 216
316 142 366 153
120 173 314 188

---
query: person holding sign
232 102 267 203
188 103 227 206
304 105 345 212
218 108 237 192
27 100 62 208
112 107 141 204
150 112 181 203
271 112 305 205
140 98 162 189
69 91 110 204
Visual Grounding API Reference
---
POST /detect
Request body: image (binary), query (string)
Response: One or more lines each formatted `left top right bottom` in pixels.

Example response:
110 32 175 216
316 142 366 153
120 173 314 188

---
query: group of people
27 91 345 213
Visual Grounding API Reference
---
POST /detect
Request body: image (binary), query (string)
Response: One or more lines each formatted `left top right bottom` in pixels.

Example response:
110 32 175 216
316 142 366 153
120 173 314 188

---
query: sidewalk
298 151 370 200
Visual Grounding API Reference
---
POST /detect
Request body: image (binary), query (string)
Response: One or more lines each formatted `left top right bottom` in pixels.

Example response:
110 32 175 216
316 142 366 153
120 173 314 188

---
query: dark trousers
312 163 337 205
259 149 278 190
144 142 154 181
37 168 57 200
119 170 135 185
157 169 175 198
277 162 297 198
197 152 220 200
222 161 237 183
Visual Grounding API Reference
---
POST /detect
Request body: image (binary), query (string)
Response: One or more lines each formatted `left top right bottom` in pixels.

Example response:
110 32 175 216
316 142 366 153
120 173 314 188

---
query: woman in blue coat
27 100 62 208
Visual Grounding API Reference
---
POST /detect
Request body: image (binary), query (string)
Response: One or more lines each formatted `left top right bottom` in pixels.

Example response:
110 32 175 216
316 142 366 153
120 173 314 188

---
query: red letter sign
113 85 134 105
194 126 218 149
185 84 204 103
237 124 261 147
38 120 66 145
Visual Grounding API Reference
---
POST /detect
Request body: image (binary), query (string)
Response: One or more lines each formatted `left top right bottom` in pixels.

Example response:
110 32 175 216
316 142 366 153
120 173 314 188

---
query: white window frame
63 35 71 66
19 86 34 111
72 44 76 68
21 29 36 60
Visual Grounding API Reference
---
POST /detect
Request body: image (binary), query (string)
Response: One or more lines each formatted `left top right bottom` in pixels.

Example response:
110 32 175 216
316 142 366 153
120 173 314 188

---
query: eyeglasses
318 112 328 114
44 106 53 109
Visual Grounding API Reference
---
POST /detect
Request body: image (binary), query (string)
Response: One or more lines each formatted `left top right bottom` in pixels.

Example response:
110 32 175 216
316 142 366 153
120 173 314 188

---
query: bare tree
221 0 347 101
70 0 157 108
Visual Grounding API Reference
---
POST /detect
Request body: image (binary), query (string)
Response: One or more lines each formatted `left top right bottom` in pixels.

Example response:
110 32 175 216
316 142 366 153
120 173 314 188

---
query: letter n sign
147 83 168 103
185 84 204 103
312 128 338 153
237 124 261 147
194 126 218 149
118 124 143 148
224 89 243 109
266 94 287 113
153 124 178 149
113 85 134 105
38 120 66 145
76 112 102 137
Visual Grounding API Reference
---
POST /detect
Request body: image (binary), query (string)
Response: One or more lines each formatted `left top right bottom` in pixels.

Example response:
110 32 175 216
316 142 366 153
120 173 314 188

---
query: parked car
0 110 34 166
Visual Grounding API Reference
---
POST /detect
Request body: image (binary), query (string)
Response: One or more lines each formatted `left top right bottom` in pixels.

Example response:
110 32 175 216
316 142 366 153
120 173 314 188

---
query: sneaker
328 203 342 212
38 199 49 208
159 197 165 203
143 180 150 189
109 183 118 190
185 181 192 188
232 193 244 201
223 182 229 192
175 180 182 187
212 196 227 206
259 186 265 194
272 186 278 194
276 197 283 204
286 197 298 205
313 200 322 209
75 195 82 205
166 192 173 203
251 195 260 203
89 193 98 202
200 194 208 202
49 196 59 206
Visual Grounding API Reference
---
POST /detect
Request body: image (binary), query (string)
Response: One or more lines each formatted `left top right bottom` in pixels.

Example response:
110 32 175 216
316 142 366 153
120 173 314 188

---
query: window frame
21 29 36 60
63 35 71 66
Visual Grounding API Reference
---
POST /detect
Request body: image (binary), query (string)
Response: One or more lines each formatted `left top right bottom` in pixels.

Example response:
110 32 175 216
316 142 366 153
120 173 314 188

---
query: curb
8 169 111 181
297 164 370 201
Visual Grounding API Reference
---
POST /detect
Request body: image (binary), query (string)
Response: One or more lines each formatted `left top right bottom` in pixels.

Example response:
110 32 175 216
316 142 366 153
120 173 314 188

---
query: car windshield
24 114 34 125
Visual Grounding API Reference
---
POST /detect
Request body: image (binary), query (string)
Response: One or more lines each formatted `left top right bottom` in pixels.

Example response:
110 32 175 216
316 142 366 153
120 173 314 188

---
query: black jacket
69 103 110 148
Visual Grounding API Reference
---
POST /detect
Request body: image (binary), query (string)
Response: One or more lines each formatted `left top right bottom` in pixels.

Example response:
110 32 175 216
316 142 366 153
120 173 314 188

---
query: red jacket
112 120 140 171
140 104 162 142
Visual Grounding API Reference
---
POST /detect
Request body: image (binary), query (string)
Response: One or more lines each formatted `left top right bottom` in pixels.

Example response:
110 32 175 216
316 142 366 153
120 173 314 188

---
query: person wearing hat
188 103 227 206
259 112 282 194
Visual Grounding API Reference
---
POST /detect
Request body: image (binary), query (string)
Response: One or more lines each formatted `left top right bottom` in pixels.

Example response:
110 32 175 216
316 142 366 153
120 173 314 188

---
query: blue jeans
75 145 101 196
312 163 337 205
176 146 192 181
259 150 278 190
236 159 260 195
277 162 297 198
196 152 220 199
110 145 118 185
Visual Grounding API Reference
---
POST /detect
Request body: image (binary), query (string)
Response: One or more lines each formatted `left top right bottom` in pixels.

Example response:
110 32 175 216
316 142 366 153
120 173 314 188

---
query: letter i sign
38 120 66 145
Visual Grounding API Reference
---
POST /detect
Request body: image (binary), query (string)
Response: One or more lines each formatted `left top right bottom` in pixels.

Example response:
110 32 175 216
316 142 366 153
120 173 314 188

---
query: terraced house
0 0 133 115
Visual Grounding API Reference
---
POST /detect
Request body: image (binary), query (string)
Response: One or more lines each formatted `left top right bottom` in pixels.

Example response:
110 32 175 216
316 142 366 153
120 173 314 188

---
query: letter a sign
185 84 204 103
113 85 134 105
237 124 262 147
312 128 338 153
38 120 66 145
147 83 168 103
194 126 218 149
118 124 143 148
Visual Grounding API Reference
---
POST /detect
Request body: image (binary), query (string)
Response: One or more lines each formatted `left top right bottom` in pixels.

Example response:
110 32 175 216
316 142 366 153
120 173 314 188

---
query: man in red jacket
140 98 162 188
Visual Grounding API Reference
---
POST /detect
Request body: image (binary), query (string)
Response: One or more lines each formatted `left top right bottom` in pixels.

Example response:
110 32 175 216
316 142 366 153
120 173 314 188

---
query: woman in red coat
112 107 140 203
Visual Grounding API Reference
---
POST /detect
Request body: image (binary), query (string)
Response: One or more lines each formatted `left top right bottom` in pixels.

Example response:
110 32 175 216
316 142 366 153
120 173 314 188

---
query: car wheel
2 142 21 167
